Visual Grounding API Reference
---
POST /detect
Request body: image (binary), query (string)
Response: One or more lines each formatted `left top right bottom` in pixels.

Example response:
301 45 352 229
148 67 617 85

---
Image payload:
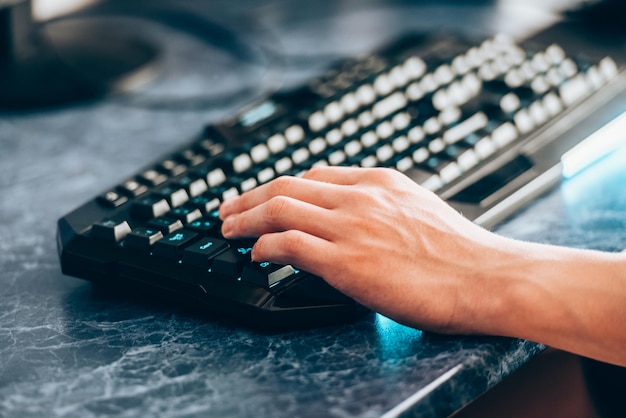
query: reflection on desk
1 1 625 417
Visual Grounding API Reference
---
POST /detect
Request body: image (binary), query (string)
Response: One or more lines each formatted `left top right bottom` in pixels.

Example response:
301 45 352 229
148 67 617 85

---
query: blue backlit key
152 230 198 259
183 237 229 269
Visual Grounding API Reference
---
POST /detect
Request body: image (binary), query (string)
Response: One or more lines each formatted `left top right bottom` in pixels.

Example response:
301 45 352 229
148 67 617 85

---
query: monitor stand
0 0 159 110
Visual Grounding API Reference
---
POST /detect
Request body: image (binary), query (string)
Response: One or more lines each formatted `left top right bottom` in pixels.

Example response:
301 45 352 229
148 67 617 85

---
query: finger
302 166 369 184
219 175 343 219
222 195 339 240
252 230 336 279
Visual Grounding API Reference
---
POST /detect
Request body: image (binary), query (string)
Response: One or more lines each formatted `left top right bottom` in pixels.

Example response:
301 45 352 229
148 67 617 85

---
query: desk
1 1 625 417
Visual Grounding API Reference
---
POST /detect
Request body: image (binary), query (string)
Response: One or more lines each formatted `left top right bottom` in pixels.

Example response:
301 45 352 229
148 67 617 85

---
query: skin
219 166 626 367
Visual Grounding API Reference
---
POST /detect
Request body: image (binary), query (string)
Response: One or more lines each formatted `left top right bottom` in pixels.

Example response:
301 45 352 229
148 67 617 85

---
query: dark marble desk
1 1 625 417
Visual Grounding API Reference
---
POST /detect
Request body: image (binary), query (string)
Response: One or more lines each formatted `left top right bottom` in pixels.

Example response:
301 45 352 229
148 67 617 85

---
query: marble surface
1 1 625 417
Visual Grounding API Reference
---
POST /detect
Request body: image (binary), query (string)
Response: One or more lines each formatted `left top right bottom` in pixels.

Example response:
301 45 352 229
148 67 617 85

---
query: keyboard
57 33 625 328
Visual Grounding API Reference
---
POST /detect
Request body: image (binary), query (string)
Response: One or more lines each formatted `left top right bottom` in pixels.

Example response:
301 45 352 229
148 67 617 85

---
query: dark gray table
1 1 625 417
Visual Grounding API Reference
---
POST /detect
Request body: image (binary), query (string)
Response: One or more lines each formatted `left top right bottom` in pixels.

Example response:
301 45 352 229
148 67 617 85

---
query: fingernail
218 200 233 220
221 216 234 237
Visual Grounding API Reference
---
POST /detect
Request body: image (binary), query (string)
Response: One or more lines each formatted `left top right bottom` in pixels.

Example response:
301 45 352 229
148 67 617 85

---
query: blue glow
561 111 626 179
374 314 423 360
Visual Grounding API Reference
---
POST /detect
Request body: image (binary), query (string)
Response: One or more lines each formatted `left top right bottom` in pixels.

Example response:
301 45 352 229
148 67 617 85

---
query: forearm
478 240 626 367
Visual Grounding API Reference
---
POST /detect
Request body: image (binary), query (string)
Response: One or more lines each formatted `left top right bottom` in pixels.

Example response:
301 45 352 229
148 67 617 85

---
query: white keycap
309 137 327 155
428 138 445 154
308 111 327 132
285 125 305 145
356 84 376 105
376 121 394 139
292 147 310 165
326 128 343 146
475 137 496 159
361 155 377 168
207 168 226 187
408 126 425 143
376 144 394 162
268 134 287 154
275 157 293 174
439 162 462 183
222 187 239 201
392 136 410 153
361 131 378 148
412 147 429 163
500 93 521 113
403 56 427 80
240 177 258 192
372 92 407 120
542 92 563 117
559 74 590 106
257 167 275 184
344 140 362 157
491 122 518 148
443 112 488 145
396 156 413 172
328 150 347 166
233 153 252 173
457 149 479 171
250 143 270 163
514 109 535 134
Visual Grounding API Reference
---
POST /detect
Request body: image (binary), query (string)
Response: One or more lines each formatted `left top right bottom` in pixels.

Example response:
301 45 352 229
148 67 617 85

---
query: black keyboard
57 33 624 328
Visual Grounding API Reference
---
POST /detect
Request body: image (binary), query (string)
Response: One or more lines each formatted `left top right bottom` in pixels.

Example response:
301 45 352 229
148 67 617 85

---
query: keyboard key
131 196 171 220
186 178 209 197
187 218 219 234
189 195 221 214
91 219 132 242
242 262 298 288
98 190 129 208
153 230 198 259
168 206 202 224
139 169 168 186
183 237 229 269
156 186 190 208
118 179 148 197
158 159 187 176
124 227 164 253
212 244 254 278
147 217 184 234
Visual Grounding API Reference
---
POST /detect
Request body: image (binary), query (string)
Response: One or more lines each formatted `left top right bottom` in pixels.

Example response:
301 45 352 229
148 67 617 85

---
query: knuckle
267 176 294 197
264 196 290 224
304 166 324 179
280 230 306 257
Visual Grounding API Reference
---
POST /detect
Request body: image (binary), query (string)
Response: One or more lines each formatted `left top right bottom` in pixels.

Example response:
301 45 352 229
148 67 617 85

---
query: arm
219 166 626 367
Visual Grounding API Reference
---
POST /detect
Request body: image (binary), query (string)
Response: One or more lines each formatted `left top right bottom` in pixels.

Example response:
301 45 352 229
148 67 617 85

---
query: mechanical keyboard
57 33 625 328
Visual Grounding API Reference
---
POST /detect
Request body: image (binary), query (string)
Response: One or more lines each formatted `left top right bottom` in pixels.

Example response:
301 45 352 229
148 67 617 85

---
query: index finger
219 175 343 219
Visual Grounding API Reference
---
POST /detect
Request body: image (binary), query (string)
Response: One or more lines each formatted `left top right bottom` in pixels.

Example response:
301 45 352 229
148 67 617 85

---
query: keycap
156 186 190 208
152 230 198 259
186 218 219 234
146 217 184 234
139 169 168 186
189 195 221 214
98 190 129 208
130 196 171 220
118 179 148 197
168 206 202 225
124 227 164 253
183 237 229 269
91 219 132 242
242 263 298 288
211 244 254 277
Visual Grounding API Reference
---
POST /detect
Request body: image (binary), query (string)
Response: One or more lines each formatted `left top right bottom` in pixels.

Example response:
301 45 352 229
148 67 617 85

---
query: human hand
219 166 512 334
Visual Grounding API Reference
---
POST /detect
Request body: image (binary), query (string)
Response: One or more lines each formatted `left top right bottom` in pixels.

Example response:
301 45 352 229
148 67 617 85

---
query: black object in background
0 0 159 110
